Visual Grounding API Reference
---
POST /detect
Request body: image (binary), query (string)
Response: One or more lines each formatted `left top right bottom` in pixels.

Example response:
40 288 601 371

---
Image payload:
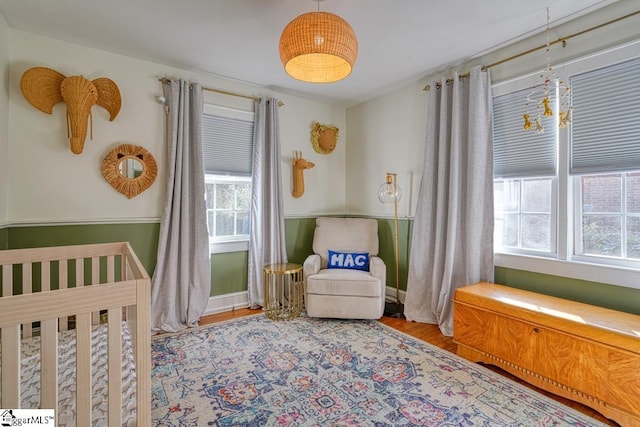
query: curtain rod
423 9 640 91
158 78 284 106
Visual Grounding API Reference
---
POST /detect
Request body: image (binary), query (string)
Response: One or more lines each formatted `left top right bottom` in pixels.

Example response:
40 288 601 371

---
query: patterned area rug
151 314 606 426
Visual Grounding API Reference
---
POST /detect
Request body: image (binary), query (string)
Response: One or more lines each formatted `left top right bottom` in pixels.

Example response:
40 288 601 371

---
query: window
494 177 554 252
492 41 640 288
202 104 254 253
570 56 640 266
576 173 640 260
493 87 557 255
205 175 251 243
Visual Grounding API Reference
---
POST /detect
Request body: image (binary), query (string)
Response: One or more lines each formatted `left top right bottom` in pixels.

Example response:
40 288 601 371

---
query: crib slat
108 308 122 426
75 258 84 287
40 318 58 409
2 264 11 297
122 253 129 281
92 256 100 325
22 262 32 294
76 312 92 426
107 256 123 321
1 325 21 408
135 278 152 426
107 255 115 283
22 262 32 338
41 260 51 292
58 260 68 331
92 256 100 284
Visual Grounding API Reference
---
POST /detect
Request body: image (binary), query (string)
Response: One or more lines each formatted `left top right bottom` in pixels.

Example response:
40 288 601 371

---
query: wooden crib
0 242 150 426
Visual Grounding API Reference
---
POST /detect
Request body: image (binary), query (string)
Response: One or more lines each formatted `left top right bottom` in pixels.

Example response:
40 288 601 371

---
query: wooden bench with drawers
453 282 640 426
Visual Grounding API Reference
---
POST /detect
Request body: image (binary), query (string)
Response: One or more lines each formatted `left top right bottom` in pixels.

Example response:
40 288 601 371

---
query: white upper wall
7 29 346 224
346 1 640 219
0 14 8 225
345 81 427 219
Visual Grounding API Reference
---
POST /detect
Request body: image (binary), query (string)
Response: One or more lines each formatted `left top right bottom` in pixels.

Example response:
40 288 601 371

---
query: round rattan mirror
102 144 157 198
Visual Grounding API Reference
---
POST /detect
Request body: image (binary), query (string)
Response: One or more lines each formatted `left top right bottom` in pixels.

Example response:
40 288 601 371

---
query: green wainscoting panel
376 218 410 291
9 220 636 315
211 217 316 297
8 223 160 274
495 266 640 315
7 222 252 298
285 217 317 264
0 227 7 249
211 251 248 296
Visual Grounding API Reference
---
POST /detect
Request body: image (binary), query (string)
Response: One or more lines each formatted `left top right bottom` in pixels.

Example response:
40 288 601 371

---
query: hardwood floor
200 308 618 426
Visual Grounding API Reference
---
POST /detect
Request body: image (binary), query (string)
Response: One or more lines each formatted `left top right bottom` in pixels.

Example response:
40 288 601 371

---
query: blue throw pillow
327 250 369 271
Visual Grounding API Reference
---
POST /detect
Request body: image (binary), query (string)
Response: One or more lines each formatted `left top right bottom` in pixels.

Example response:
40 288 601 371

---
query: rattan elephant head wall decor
20 66 121 154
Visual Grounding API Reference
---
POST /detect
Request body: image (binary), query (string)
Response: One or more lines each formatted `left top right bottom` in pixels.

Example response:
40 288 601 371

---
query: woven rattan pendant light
279 2 358 83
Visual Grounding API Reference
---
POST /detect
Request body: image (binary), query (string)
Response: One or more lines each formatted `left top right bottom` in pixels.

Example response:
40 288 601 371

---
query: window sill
495 252 640 290
210 240 249 254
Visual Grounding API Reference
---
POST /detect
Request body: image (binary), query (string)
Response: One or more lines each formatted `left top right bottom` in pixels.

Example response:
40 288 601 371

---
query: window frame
494 176 558 256
205 174 251 254
202 102 254 254
492 40 640 290
572 172 640 269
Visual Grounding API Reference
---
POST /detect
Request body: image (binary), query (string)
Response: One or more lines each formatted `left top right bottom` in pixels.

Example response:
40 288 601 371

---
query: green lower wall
4 218 639 314
376 218 410 291
0 227 7 249
4 222 242 298
495 266 640 315
7 223 161 275
284 217 317 264
211 250 248 296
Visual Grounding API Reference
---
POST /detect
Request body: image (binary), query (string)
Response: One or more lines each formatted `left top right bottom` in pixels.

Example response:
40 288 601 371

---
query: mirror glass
118 157 144 178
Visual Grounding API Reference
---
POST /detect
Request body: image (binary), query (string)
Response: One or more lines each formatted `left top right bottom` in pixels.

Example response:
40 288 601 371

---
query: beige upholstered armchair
303 217 386 319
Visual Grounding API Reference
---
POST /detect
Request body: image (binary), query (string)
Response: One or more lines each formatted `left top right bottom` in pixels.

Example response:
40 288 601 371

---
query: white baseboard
385 285 406 303
204 291 250 316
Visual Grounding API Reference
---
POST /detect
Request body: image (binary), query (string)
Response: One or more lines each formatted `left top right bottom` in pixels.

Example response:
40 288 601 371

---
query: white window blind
493 87 557 178
570 56 640 175
202 105 254 176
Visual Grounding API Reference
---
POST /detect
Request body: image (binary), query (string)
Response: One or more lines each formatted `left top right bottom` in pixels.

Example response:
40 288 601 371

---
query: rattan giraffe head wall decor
292 151 314 198
20 66 122 154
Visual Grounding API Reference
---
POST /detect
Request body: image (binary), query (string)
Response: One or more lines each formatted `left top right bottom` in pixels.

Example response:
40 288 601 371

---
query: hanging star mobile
523 8 573 134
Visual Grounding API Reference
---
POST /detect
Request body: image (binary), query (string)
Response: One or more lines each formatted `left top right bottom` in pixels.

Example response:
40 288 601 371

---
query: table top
263 263 302 274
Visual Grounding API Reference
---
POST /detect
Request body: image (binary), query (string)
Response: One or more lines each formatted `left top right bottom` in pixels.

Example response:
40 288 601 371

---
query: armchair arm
303 254 321 277
369 256 386 289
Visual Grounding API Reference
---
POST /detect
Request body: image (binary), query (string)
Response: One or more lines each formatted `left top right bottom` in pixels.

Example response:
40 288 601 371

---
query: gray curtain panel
247 98 288 308
405 65 494 337
151 79 211 334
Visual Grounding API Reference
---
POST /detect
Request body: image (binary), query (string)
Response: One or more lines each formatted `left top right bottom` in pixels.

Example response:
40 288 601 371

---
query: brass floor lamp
378 173 404 318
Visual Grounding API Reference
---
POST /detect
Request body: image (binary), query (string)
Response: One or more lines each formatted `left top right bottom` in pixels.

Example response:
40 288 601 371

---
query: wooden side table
263 263 303 321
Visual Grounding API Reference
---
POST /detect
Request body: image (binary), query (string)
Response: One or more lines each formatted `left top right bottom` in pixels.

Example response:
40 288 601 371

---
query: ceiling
0 0 618 107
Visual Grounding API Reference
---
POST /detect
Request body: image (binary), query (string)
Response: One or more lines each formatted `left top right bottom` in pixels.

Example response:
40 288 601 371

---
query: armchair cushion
307 265 383 297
